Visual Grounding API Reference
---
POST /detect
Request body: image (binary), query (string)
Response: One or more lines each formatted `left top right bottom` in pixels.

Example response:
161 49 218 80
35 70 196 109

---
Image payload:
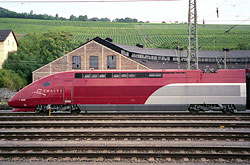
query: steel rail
0 152 249 159
1 116 250 121
1 130 249 134
0 146 250 159
0 131 250 140
0 122 249 128
2 145 250 150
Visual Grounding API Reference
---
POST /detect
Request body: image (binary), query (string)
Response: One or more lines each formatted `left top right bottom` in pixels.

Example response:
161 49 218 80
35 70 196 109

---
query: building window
107 55 116 69
72 56 81 69
90 56 98 69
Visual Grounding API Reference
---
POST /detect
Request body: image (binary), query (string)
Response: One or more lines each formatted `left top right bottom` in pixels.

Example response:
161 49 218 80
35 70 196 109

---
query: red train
8 69 249 114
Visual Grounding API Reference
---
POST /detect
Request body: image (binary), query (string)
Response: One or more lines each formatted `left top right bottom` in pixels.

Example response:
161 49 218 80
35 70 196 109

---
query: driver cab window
43 81 50 87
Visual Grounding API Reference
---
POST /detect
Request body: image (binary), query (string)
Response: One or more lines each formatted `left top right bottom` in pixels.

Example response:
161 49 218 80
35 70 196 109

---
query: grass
1 18 250 50
0 102 8 105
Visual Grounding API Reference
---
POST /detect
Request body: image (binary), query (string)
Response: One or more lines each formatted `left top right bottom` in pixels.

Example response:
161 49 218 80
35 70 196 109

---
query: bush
0 69 26 91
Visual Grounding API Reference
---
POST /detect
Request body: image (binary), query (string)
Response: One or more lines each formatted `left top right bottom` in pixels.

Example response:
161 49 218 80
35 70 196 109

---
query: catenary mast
187 0 198 70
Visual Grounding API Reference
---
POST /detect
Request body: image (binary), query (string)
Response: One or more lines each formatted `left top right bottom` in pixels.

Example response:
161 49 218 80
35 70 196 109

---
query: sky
1 0 250 24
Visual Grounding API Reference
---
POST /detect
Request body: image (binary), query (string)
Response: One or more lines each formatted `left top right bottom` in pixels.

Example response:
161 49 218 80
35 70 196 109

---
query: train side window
121 73 127 78
83 73 90 78
75 73 83 79
43 81 50 87
99 73 106 78
91 73 98 78
136 73 149 78
128 73 136 78
113 73 120 78
106 73 112 78
149 73 162 78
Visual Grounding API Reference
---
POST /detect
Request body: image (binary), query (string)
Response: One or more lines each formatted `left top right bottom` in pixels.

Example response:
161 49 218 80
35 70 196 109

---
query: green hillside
1 17 250 50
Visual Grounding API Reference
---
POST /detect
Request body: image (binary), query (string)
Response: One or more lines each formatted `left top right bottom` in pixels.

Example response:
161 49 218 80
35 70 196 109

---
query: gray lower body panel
235 104 246 111
77 104 246 112
78 104 185 112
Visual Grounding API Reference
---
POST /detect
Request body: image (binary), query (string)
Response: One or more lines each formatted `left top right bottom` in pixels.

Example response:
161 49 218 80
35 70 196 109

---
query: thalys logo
32 88 63 96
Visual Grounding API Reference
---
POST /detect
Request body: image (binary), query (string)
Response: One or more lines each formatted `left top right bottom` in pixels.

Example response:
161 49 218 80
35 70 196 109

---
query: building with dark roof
114 42 250 70
0 30 18 69
33 36 250 81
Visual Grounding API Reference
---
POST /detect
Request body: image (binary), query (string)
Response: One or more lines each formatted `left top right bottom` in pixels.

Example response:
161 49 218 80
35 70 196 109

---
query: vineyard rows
1 18 250 50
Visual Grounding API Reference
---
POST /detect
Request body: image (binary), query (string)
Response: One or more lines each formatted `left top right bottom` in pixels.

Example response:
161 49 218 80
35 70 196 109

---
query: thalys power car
8 69 248 114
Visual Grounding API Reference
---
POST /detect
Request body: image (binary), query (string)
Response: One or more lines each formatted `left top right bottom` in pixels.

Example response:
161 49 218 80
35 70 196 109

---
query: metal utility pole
223 48 229 69
187 0 199 70
176 46 184 70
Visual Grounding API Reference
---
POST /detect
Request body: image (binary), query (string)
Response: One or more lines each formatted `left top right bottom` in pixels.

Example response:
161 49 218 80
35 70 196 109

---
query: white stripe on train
145 83 246 105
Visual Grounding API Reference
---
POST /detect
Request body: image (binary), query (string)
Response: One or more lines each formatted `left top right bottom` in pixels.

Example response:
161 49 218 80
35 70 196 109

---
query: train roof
52 69 245 75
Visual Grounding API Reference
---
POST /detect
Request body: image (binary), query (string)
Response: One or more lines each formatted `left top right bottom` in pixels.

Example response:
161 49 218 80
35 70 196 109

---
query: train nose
8 96 14 107
8 94 18 108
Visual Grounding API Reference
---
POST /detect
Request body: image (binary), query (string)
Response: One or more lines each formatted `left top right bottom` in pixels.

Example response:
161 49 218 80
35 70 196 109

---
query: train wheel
222 105 235 115
70 105 81 114
70 109 81 114
188 105 199 114
35 105 46 115
189 109 198 115
222 109 234 115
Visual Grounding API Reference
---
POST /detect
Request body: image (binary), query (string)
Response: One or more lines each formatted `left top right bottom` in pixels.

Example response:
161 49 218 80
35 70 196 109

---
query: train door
246 74 250 109
63 80 73 104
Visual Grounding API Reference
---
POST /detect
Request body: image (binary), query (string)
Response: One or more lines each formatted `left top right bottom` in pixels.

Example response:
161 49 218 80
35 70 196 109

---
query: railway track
0 131 250 141
0 112 250 163
0 145 250 162
1 111 250 116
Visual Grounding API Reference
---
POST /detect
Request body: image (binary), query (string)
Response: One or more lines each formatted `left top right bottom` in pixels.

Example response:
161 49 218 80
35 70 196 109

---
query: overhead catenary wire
200 0 249 31
231 0 245 7
218 0 229 8
1 0 179 2
225 17 250 33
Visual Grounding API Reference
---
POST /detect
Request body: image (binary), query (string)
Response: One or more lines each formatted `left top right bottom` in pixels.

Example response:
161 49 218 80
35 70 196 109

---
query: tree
89 17 98 21
69 14 76 21
99 17 110 22
78 15 88 21
113 17 138 23
29 10 34 15
3 31 79 84
3 51 42 84
0 69 26 90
